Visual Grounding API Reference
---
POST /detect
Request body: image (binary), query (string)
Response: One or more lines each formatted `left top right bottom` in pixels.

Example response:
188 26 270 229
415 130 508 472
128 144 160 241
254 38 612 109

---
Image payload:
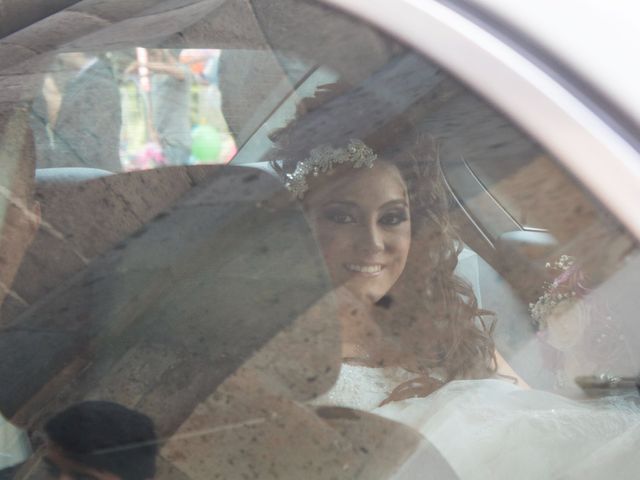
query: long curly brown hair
269 85 496 402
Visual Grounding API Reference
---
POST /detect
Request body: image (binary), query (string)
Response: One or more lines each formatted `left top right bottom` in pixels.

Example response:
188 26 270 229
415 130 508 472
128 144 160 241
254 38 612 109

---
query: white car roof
466 0 640 129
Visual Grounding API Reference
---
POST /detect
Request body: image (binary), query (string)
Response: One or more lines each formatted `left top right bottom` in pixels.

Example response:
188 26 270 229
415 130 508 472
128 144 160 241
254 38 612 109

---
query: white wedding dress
311 364 640 480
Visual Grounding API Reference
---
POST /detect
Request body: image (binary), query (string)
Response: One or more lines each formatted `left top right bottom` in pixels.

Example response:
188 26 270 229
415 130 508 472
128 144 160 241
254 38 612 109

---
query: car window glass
463 151 575 230
0 0 638 479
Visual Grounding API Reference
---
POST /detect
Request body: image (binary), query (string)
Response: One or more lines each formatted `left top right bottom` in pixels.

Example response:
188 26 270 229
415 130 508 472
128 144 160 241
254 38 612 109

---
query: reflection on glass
1 0 638 478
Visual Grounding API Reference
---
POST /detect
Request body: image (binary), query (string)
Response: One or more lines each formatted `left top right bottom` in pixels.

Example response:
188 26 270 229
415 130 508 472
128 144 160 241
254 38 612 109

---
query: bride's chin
343 284 387 306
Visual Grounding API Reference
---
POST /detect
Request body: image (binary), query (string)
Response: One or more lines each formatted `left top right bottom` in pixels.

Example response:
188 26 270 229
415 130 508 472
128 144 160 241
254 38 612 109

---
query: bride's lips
344 263 385 277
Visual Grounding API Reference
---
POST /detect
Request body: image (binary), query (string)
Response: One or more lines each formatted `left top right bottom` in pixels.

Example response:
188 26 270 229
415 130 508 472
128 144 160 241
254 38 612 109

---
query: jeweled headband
284 139 377 199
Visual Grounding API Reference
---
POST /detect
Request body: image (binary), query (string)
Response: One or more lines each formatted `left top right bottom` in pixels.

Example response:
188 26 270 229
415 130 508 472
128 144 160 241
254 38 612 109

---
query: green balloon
191 125 221 161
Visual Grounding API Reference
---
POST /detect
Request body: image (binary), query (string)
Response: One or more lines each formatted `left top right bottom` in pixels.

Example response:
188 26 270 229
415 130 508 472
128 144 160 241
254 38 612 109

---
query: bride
269 103 640 479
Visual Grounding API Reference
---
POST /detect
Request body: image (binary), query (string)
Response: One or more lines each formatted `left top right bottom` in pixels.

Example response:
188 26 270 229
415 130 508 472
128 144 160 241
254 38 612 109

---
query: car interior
1 0 639 478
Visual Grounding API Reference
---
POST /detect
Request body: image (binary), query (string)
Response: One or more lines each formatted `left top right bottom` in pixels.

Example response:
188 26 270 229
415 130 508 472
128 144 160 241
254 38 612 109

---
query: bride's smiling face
303 161 411 304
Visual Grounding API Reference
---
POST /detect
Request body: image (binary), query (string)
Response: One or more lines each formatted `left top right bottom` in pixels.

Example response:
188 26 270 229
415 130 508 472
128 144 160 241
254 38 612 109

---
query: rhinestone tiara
284 139 377 199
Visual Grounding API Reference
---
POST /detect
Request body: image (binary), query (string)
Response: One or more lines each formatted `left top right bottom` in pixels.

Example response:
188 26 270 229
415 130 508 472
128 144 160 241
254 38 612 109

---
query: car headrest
35 167 113 184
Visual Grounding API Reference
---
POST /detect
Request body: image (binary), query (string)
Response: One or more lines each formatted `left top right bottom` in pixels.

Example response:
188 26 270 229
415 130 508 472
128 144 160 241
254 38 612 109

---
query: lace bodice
309 363 420 410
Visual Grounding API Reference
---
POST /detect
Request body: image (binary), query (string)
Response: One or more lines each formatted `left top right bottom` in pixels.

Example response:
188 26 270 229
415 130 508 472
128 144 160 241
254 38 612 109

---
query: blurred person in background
127 50 192 166
30 53 122 172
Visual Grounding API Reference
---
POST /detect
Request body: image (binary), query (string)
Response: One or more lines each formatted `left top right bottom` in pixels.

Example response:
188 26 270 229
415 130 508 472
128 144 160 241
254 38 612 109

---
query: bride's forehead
305 161 407 204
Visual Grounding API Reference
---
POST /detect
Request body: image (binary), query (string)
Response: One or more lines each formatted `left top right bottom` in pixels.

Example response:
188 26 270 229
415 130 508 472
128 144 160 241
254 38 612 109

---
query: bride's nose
356 222 385 254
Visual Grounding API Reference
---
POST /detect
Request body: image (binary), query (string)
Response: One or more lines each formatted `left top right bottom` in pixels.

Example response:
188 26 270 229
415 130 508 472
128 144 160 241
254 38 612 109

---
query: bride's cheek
315 230 348 279
394 229 412 269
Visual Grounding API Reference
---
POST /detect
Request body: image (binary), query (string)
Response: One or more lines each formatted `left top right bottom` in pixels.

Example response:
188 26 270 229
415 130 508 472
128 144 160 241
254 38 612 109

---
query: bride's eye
325 209 356 224
379 210 408 226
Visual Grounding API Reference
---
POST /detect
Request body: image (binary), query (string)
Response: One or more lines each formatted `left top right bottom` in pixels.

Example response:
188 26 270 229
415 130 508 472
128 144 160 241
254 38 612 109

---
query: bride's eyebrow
379 199 409 209
321 201 358 208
